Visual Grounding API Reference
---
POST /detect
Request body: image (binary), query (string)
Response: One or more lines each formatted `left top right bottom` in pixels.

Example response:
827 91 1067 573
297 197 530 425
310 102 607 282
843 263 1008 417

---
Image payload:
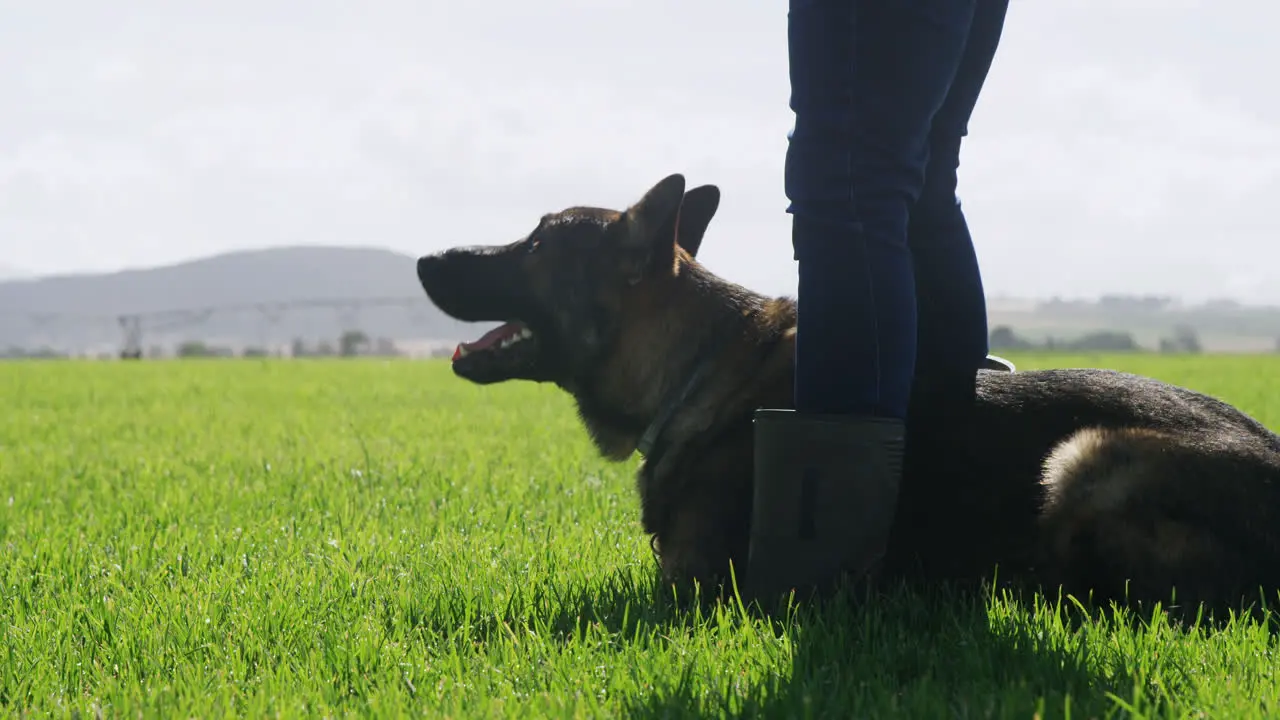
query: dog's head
416 174 721 386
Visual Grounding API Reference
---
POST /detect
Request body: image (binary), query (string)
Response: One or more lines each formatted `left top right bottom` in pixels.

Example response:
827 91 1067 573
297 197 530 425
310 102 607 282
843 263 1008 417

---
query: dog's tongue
452 322 524 361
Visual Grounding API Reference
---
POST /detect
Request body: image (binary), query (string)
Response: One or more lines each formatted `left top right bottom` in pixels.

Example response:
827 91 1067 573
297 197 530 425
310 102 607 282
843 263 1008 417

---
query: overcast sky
1 0 1277 303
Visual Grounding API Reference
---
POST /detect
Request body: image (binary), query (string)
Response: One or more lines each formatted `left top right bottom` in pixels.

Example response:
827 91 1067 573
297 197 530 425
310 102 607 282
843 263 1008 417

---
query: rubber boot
743 409 906 606
982 354 1016 372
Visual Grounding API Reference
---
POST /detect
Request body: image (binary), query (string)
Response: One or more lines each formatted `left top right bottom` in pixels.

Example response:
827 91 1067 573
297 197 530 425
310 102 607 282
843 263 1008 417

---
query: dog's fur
417 174 1280 616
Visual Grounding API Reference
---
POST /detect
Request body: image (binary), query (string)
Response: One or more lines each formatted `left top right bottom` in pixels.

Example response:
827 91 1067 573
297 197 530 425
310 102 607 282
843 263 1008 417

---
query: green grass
2 353 1280 718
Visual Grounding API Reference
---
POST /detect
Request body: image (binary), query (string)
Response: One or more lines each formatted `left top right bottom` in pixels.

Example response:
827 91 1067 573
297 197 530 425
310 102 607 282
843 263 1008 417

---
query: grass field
3 353 1280 718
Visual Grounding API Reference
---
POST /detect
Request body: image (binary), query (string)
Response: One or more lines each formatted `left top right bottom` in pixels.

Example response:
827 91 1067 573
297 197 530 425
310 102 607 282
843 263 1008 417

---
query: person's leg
786 0 981 419
909 0 1012 389
746 0 979 603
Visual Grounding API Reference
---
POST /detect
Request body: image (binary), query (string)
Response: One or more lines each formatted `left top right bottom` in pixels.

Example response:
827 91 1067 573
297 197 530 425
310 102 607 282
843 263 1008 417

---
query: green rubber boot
742 409 905 606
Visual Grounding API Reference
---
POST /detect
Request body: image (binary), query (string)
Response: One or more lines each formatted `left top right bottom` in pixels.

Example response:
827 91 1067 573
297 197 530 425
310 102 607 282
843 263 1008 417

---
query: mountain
0 246 485 356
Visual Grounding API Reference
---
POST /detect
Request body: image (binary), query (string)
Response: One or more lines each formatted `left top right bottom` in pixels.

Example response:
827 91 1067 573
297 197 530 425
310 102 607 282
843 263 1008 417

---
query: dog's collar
636 317 744 460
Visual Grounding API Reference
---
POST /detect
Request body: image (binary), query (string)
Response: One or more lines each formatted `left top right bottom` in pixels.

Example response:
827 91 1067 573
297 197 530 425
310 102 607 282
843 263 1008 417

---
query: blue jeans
785 0 1010 419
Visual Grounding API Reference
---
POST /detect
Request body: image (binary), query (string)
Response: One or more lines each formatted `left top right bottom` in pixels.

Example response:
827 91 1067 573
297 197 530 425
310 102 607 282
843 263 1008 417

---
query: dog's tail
1035 426 1280 611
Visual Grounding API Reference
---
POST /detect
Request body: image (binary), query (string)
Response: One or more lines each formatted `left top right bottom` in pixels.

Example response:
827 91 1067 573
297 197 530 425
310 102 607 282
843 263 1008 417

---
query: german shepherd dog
416 174 1280 617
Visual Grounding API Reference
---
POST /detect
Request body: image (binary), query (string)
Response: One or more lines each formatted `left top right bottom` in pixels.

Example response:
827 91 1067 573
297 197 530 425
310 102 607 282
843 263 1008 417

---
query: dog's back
885 367 1280 615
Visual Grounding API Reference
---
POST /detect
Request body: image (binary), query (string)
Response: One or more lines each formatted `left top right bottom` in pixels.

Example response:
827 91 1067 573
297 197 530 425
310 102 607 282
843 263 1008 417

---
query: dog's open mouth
452 321 534 360
451 321 540 384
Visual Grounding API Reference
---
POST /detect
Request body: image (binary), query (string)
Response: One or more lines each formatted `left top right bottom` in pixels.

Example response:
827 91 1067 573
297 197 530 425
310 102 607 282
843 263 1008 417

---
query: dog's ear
674 184 720 258
620 173 686 282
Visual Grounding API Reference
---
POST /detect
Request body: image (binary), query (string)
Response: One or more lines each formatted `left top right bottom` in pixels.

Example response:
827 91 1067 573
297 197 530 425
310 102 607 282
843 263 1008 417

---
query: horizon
2 243 1278 311
2 2 1278 304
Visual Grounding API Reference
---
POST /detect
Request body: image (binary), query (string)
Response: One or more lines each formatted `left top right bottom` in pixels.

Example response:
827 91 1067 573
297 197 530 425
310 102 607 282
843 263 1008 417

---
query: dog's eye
527 237 541 254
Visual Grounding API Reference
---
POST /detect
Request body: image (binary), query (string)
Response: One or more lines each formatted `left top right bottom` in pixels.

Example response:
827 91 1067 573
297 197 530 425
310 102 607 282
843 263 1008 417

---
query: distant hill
6 247 1280 357
0 246 486 355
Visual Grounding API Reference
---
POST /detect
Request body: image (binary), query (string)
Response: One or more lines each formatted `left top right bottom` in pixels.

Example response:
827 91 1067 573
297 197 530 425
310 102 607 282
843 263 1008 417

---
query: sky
1 0 1278 304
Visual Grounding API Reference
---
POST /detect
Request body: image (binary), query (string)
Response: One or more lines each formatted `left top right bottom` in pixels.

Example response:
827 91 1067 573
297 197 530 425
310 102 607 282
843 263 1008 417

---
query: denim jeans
785 0 1011 419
